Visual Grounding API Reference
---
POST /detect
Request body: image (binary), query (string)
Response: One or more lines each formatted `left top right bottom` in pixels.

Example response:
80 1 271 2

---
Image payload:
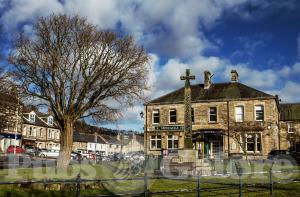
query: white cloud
272 81 300 103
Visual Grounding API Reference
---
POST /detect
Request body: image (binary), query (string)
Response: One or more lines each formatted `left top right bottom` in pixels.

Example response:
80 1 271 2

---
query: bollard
76 173 81 197
197 172 201 197
269 168 273 196
144 172 148 197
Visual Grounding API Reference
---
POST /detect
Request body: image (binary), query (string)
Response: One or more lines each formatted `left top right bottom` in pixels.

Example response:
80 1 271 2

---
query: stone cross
180 69 195 149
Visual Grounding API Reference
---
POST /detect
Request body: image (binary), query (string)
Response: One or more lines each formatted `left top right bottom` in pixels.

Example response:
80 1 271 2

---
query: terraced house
22 107 60 150
144 70 282 159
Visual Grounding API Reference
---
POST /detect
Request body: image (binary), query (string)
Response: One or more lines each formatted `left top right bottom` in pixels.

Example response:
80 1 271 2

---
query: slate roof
146 82 275 105
279 103 300 121
101 134 122 145
73 131 96 143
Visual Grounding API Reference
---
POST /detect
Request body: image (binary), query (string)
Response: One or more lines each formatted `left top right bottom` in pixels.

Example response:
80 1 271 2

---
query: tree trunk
57 118 74 169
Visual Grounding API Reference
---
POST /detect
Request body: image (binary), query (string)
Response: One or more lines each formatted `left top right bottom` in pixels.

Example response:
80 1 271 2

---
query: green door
204 142 210 158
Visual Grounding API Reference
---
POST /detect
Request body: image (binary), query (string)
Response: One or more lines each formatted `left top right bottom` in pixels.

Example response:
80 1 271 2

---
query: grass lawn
0 161 299 196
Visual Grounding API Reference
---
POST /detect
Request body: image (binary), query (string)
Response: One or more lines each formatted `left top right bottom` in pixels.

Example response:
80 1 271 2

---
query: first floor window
209 107 217 122
242 133 262 152
153 109 160 124
288 122 295 133
235 106 244 122
169 109 177 123
150 135 161 149
191 108 195 123
167 135 179 149
255 105 264 121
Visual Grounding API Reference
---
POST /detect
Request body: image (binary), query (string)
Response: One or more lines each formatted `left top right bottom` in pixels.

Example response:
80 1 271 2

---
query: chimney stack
231 70 238 83
204 70 212 89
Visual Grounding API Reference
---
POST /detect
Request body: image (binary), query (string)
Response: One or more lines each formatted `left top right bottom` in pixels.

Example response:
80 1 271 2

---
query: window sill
169 122 176 125
149 149 161 151
208 121 217 124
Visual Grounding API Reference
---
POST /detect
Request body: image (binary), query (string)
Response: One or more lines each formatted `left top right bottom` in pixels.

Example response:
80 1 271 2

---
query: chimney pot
204 70 212 89
231 70 238 82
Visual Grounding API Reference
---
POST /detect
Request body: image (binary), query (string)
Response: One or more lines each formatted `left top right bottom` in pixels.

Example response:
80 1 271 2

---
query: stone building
279 103 300 151
22 107 60 149
144 70 280 159
0 92 22 152
117 133 144 153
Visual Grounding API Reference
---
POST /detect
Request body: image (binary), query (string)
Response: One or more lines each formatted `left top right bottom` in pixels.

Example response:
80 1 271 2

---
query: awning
0 133 22 140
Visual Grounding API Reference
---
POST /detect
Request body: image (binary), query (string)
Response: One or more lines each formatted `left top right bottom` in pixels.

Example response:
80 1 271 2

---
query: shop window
150 135 161 149
242 133 262 152
167 135 179 149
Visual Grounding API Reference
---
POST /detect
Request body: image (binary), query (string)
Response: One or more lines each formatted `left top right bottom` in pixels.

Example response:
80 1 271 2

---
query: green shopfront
193 130 224 159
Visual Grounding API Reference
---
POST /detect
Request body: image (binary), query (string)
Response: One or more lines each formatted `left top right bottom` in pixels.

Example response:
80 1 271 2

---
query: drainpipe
227 101 230 157
145 105 147 155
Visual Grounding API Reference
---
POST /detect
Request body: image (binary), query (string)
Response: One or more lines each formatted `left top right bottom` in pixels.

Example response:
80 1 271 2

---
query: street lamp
140 111 144 119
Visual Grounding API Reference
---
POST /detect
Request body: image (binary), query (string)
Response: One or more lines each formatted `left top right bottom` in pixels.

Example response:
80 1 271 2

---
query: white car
38 149 60 158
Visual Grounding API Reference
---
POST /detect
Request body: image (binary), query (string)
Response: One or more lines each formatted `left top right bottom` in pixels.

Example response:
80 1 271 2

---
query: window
29 127 33 136
169 109 177 123
153 109 160 124
150 135 161 149
235 106 244 122
209 107 217 122
29 113 35 122
288 122 296 133
242 133 261 152
167 135 179 149
255 105 264 121
40 128 43 137
48 117 53 125
191 108 195 123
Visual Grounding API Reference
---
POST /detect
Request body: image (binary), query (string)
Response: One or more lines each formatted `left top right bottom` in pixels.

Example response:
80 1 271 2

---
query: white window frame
150 135 161 150
167 135 179 149
235 106 244 122
152 109 160 124
240 133 262 153
48 117 53 125
287 122 295 133
169 109 177 124
255 105 264 121
29 113 35 122
209 107 217 123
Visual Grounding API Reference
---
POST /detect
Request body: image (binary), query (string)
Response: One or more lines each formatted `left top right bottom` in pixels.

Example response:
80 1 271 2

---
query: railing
0 169 299 197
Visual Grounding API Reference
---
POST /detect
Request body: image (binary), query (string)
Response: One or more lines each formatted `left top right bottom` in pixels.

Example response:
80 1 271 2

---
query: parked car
71 151 82 161
38 149 59 158
6 146 25 154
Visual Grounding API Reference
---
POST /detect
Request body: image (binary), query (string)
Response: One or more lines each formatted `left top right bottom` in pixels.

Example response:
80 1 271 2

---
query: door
204 142 210 159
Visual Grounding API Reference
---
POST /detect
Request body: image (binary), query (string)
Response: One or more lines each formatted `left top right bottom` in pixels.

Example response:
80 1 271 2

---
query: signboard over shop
154 125 184 131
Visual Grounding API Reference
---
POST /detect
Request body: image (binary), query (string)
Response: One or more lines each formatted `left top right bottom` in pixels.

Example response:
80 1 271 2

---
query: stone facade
144 70 281 159
22 109 60 150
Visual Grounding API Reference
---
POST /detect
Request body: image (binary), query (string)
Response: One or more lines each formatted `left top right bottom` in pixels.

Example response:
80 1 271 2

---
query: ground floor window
167 135 178 149
242 133 261 152
150 135 161 149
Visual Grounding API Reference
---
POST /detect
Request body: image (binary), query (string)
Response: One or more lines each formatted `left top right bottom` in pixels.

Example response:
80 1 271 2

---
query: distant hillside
74 120 142 136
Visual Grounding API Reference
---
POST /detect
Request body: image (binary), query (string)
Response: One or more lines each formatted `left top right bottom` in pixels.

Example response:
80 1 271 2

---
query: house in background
0 92 22 152
280 103 300 151
22 106 60 150
101 134 122 155
117 132 144 153
73 131 88 152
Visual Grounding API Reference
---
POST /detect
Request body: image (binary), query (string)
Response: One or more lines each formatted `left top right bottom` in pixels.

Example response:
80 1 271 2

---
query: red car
6 146 25 154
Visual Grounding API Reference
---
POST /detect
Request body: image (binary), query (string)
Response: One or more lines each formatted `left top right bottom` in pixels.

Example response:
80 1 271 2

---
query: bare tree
9 14 150 168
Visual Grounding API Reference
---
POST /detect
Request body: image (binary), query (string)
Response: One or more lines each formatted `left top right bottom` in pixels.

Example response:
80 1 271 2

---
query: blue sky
0 0 300 132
